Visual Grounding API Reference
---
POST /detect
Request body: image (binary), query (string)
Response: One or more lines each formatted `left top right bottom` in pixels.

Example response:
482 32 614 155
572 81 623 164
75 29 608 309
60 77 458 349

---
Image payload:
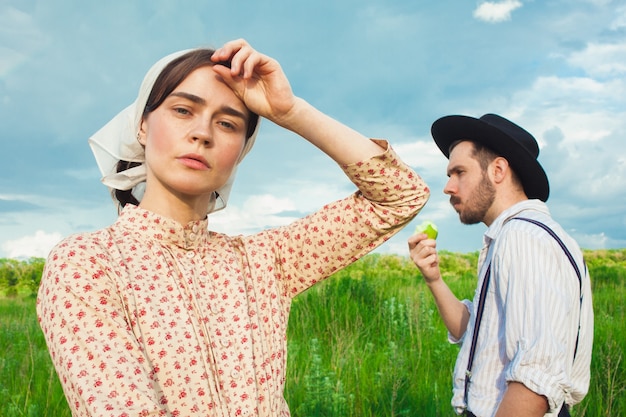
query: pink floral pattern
37 140 429 416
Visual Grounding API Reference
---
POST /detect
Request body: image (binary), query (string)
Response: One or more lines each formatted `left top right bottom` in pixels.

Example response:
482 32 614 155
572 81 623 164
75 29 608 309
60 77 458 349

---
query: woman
38 39 430 417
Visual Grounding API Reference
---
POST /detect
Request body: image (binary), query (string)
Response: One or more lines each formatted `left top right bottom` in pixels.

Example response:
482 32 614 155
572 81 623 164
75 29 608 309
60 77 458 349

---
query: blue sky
1 0 625 259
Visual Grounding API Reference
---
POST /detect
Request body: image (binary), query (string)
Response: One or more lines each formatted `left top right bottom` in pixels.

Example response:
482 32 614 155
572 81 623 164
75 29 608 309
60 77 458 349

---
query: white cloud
609 5 626 30
393 139 447 174
483 38 626 231
473 0 523 23
567 42 626 78
209 194 300 235
2 230 63 259
209 178 370 236
0 192 118 259
243 194 297 215
510 74 625 142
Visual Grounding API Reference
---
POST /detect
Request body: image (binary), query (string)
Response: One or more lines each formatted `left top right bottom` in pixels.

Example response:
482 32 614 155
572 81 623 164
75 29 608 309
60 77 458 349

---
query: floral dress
37 140 430 417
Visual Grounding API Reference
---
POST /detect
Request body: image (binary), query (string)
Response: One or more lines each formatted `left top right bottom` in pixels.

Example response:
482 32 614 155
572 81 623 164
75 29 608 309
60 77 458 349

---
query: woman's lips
178 154 209 170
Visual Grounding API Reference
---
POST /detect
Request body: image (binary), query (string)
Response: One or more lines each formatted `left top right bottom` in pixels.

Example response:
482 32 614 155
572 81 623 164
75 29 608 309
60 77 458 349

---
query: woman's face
138 65 249 207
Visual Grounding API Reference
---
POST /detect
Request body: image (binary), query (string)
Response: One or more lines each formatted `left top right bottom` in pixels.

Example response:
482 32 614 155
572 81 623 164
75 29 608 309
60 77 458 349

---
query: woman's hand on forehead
210 39 297 127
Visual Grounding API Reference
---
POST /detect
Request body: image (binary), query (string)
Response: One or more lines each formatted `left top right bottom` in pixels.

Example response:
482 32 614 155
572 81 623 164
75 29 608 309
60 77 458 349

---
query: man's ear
490 156 510 185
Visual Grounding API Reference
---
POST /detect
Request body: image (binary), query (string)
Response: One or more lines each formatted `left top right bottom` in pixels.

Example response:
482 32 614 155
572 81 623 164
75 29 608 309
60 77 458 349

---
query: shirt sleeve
259 139 430 297
494 228 581 413
37 234 168 417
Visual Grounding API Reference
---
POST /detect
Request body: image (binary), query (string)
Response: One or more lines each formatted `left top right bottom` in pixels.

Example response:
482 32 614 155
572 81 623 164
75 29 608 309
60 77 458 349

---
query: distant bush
0 258 44 297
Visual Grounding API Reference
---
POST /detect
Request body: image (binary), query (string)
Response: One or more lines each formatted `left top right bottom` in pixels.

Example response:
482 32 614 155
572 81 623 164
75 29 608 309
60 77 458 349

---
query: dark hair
114 161 142 207
468 141 498 171
115 49 260 209
450 140 523 188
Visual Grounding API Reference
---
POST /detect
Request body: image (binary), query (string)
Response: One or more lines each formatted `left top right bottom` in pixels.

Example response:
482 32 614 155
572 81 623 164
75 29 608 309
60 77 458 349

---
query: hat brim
431 115 549 202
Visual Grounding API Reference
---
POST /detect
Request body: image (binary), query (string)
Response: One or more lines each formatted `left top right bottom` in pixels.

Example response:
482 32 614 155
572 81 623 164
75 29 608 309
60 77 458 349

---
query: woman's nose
190 121 212 146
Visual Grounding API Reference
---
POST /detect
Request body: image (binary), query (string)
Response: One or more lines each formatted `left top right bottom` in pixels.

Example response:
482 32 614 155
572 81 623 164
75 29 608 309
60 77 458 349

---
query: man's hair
449 140 498 170
450 140 524 190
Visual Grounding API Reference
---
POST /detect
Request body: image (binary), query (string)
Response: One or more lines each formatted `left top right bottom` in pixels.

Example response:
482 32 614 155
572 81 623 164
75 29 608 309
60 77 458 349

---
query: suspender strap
511 217 584 360
463 263 492 407
512 217 582 293
463 216 584 410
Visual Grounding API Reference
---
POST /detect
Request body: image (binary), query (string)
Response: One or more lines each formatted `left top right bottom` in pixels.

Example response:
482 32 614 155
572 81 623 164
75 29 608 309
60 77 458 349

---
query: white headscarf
88 49 259 214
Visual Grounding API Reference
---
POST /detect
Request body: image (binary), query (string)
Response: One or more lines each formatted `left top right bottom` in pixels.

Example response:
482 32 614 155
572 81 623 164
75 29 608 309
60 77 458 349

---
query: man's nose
443 178 455 195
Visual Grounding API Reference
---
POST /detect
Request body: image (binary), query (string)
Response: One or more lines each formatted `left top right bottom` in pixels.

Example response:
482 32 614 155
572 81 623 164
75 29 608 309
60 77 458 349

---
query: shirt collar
483 199 550 246
117 204 209 250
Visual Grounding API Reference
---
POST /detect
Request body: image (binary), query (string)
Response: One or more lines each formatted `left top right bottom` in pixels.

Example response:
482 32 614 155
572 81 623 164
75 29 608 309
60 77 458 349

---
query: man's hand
408 233 441 284
408 232 469 340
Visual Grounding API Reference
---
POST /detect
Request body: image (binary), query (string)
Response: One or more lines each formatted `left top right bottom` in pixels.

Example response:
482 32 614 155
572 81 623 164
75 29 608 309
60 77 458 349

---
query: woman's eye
218 121 235 130
174 107 191 115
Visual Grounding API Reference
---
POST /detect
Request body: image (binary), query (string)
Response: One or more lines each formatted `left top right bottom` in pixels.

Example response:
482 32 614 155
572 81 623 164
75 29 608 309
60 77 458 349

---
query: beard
450 173 495 225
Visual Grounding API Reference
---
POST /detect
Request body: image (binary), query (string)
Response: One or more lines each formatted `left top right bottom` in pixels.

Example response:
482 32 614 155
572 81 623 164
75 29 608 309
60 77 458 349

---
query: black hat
431 113 549 202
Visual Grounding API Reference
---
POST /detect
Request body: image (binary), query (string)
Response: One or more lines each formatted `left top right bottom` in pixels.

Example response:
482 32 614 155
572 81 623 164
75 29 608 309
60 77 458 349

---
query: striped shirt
450 200 594 417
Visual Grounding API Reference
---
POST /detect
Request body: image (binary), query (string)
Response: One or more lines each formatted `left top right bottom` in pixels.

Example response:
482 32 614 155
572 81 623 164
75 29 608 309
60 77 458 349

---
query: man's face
443 141 495 225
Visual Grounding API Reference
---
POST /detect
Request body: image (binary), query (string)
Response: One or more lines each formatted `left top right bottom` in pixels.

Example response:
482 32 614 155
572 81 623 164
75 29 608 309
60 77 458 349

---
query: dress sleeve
37 235 167 417
494 229 580 413
261 139 430 297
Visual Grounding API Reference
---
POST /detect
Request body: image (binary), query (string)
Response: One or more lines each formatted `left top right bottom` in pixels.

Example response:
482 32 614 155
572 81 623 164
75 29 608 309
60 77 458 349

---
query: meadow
1 250 624 416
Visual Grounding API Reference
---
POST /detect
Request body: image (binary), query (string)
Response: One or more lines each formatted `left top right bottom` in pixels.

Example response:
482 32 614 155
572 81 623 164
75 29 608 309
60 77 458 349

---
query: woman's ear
137 119 148 146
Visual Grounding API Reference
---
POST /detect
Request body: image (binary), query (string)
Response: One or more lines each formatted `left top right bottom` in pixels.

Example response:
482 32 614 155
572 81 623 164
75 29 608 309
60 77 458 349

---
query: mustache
449 196 461 206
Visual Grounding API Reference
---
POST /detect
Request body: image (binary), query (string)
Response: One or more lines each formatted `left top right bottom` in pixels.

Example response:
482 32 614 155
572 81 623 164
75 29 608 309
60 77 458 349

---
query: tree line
0 257 45 297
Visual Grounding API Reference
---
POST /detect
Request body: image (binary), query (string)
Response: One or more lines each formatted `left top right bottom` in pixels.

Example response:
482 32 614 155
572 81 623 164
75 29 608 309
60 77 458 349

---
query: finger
420 237 437 251
418 244 438 262
229 47 256 77
212 39 252 70
418 252 438 270
214 38 248 56
241 52 267 79
408 233 427 246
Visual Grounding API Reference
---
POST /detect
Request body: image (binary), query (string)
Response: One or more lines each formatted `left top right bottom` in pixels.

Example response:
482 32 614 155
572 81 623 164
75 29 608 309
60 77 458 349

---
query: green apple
414 220 438 240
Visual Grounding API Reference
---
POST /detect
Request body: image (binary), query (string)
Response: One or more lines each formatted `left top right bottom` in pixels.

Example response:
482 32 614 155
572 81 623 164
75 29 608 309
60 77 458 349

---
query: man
408 114 593 417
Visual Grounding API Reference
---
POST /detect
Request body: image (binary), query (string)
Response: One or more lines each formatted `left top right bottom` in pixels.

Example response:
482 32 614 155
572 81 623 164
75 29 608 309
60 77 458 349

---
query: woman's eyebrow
170 91 206 105
169 91 248 120
218 105 248 120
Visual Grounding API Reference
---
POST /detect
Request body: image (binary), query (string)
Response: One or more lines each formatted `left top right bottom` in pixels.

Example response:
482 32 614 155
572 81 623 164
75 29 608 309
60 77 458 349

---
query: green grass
578 252 626 416
1 250 624 416
286 254 467 417
0 297 71 417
